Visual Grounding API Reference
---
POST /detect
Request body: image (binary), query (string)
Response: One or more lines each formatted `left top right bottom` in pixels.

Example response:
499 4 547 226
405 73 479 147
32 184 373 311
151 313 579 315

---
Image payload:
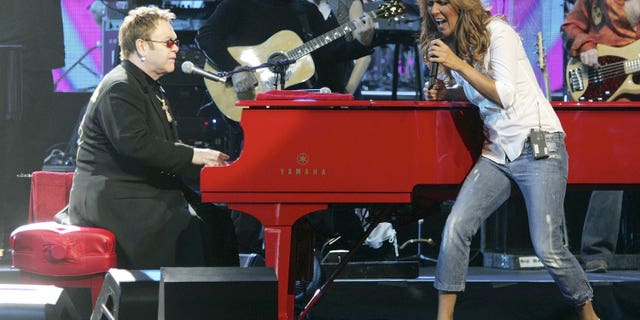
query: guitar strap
293 0 319 88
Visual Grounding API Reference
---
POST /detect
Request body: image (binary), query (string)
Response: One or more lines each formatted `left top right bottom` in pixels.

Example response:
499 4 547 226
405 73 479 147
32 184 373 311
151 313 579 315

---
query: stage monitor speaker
238 253 266 267
0 284 81 320
90 269 160 320
158 267 277 320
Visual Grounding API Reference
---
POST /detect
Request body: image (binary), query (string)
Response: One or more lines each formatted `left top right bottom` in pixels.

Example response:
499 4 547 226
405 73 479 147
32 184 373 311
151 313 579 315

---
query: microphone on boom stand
181 61 227 83
267 57 296 90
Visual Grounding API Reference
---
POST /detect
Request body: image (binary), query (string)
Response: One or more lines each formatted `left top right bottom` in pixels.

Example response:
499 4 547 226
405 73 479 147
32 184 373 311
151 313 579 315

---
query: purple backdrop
53 0 567 95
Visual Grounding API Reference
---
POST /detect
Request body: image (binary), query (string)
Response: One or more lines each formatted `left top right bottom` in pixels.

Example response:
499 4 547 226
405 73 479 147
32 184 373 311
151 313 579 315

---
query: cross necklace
155 94 173 123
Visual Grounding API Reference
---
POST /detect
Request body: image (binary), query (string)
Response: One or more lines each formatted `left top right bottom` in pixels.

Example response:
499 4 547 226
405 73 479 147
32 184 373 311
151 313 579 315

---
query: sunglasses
144 38 180 49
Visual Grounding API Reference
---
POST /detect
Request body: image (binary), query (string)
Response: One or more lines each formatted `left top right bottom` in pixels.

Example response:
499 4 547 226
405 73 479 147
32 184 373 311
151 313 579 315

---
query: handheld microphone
427 61 439 90
426 32 443 90
181 61 227 83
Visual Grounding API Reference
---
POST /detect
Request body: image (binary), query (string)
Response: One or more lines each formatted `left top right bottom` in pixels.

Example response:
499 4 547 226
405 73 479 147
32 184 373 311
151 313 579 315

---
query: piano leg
229 203 328 320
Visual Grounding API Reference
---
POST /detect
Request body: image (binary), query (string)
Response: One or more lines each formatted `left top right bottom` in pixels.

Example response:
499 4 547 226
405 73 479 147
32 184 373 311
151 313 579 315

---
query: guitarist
195 0 375 98
561 0 640 273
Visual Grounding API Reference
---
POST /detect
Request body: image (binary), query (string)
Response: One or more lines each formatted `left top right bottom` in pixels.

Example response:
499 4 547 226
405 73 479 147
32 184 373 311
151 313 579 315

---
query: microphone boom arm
218 58 296 77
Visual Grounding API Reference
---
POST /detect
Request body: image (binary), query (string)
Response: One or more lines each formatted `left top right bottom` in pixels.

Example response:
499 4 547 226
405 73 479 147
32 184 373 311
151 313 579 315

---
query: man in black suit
68 6 237 269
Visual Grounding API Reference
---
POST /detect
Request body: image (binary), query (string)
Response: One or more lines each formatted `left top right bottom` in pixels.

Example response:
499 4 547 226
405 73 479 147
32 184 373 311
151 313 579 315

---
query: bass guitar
565 40 640 102
203 0 405 121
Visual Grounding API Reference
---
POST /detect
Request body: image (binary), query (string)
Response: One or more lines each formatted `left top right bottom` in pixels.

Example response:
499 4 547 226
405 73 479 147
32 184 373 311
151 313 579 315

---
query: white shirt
451 18 564 164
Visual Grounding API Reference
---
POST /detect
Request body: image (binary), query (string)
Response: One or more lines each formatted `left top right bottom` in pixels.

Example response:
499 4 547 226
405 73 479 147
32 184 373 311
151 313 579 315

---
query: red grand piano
200 99 640 320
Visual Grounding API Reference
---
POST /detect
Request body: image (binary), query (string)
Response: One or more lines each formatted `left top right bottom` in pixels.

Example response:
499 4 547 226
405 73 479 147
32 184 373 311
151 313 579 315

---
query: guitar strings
586 61 628 82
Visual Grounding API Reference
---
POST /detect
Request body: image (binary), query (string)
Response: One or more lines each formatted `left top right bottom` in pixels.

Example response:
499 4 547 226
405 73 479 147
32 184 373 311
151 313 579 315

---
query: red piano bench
7 171 118 309
9 222 117 306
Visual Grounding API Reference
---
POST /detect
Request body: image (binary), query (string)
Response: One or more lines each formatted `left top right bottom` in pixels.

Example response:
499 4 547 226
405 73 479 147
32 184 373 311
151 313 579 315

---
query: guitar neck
287 12 375 60
624 59 640 74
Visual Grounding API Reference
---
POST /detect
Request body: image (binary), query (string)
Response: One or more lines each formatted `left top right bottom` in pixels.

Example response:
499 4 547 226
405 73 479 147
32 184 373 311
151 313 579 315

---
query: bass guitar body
565 40 640 101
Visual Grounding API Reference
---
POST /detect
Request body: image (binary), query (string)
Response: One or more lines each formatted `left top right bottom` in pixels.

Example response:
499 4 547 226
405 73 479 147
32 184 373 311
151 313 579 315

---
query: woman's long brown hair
417 0 496 67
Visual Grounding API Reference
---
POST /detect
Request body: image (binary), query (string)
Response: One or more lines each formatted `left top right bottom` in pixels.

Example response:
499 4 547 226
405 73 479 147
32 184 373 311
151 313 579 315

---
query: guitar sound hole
267 52 290 74
267 52 289 74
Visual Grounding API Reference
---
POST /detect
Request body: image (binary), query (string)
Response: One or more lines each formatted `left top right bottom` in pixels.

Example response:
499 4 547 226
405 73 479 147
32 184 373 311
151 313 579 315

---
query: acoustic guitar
565 40 640 102
203 0 405 121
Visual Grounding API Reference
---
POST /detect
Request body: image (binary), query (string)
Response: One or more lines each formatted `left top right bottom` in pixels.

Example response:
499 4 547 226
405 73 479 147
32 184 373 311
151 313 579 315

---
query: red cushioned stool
8 171 117 307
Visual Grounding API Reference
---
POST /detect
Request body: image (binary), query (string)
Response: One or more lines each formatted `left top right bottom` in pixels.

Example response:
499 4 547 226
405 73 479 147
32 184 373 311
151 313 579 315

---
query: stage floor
307 267 640 320
1 263 639 320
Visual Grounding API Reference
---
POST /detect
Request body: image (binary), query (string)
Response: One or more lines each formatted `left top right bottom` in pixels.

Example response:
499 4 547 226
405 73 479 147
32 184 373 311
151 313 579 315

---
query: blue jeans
581 190 624 264
434 132 594 307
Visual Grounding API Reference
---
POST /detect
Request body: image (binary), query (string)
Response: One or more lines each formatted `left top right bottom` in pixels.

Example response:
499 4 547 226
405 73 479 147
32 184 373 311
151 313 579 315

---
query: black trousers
176 204 240 267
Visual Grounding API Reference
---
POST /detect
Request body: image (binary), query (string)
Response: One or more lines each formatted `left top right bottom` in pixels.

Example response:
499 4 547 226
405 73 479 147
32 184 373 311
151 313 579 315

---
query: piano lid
202 101 484 203
202 100 640 205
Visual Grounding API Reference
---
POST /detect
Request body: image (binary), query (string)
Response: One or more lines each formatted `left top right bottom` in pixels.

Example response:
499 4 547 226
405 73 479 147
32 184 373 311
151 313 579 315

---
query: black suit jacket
69 60 199 269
